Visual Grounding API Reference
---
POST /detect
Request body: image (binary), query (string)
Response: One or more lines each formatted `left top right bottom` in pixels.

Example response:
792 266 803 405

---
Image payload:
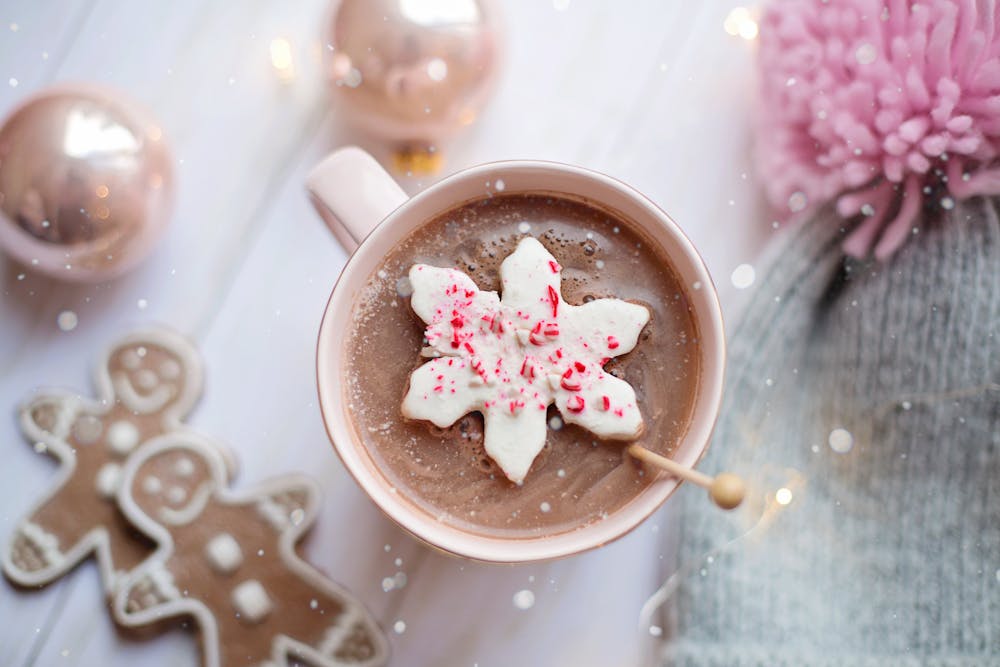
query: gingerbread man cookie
112 433 389 667
2 328 216 593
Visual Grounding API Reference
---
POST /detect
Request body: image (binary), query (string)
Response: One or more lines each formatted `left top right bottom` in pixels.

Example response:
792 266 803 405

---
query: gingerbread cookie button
113 433 389 667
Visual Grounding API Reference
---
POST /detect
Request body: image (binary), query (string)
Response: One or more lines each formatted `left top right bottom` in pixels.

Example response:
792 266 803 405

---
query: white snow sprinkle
512 589 535 610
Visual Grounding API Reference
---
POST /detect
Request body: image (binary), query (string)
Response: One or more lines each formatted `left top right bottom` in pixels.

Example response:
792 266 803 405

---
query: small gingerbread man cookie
112 432 389 667
2 328 224 593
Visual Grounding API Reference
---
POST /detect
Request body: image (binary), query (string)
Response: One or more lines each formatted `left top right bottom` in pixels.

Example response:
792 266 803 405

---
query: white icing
257 497 290 531
72 414 103 444
147 561 181 601
318 607 362 655
96 462 123 497
26 395 79 440
142 475 163 494
166 485 187 504
232 579 273 623
173 456 195 477
135 369 158 390
402 237 649 483
121 349 141 370
157 481 212 525
160 358 181 380
204 532 243 574
20 522 62 565
107 420 140 455
112 372 173 413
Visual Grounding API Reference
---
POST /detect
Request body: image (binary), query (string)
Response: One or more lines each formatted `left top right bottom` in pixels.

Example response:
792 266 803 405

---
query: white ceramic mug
307 146 725 563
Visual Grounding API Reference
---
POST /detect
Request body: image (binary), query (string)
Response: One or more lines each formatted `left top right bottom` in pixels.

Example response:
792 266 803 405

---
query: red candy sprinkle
547 285 559 317
567 395 585 413
560 368 582 391
614 408 624 417
607 335 620 350
602 395 611 410
574 361 586 372
548 260 560 274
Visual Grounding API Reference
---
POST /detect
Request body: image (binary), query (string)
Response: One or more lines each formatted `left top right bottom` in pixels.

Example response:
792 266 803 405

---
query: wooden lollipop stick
626 444 746 510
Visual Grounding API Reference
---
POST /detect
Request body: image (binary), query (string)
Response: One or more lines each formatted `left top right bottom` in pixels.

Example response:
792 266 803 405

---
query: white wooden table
0 2 769 665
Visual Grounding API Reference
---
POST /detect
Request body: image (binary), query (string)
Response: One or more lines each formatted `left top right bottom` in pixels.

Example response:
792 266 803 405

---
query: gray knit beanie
657 199 1000 665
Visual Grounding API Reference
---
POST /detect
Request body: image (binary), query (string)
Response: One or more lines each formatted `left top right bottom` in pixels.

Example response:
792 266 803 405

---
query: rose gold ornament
325 0 501 168
0 85 173 281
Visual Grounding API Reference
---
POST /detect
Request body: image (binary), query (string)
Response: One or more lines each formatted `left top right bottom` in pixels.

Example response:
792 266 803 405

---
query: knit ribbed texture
659 200 1000 666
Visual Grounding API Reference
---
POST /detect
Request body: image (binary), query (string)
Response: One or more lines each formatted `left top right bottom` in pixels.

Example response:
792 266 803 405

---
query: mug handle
305 146 408 251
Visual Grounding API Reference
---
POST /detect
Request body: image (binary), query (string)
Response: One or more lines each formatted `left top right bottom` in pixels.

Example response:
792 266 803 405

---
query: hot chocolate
344 193 700 537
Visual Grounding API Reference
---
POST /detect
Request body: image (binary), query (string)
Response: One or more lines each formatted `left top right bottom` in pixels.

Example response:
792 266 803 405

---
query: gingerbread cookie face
108 336 200 418
114 435 389 667
2 328 207 593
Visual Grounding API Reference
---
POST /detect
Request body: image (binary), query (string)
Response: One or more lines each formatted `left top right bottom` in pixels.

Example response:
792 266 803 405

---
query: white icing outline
1 327 208 595
257 497 292 531
156 481 213 526
19 522 63 568
112 433 389 667
147 561 181 601
113 375 175 414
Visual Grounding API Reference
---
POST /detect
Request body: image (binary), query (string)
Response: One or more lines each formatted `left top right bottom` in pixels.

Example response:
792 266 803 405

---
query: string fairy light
269 38 295 82
723 7 759 40
638 468 806 635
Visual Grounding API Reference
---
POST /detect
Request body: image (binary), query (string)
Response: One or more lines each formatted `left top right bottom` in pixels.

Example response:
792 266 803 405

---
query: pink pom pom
757 0 1000 260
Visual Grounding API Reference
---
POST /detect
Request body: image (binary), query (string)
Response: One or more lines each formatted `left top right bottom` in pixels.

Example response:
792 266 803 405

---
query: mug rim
316 158 725 562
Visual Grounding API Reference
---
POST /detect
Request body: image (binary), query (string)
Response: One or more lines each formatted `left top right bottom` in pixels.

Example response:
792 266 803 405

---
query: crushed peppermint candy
401 237 649 483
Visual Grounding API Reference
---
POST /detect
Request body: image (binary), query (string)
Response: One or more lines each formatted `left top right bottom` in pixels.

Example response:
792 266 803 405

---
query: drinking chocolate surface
345 193 700 537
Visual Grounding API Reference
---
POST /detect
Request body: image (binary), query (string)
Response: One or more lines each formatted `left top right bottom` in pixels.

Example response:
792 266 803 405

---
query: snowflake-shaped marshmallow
402 236 650 484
